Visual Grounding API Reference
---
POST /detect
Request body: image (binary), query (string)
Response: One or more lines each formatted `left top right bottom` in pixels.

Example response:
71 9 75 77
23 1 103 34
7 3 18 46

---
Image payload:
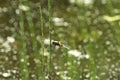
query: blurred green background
0 0 120 80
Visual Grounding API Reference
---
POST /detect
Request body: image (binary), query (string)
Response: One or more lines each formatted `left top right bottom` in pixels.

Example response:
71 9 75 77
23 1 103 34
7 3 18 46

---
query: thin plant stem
39 4 45 80
23 0 41 79
48 0 52 79
18 0 29 80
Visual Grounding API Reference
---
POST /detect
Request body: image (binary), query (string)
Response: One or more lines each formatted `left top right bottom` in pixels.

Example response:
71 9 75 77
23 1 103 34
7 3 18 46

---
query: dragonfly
52 40 70 50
